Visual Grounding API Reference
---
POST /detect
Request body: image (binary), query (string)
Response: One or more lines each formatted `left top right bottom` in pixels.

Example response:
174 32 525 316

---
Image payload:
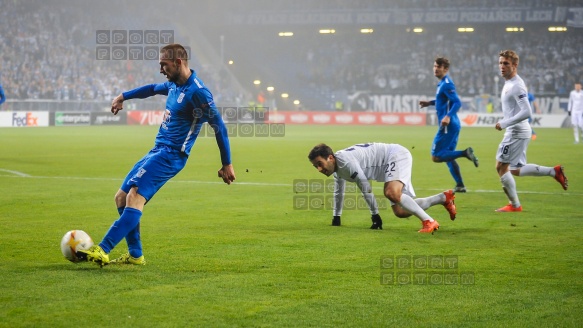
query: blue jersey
430 74 461 127
0 84 5 105
123 69 231 164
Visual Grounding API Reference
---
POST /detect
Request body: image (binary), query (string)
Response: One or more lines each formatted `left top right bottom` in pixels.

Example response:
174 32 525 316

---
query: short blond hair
499 50 519 65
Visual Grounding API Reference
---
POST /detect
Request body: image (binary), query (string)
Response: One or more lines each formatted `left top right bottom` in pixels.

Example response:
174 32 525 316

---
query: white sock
399 194 433 221
501 171 520 207
519 164 553 177
415 193 445 210
575 127 580 143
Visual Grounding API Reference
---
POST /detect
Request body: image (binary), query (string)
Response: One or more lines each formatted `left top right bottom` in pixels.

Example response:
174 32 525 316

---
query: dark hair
499 49 519 65
435 57 450 69
161 43 189 62
308 143 334 161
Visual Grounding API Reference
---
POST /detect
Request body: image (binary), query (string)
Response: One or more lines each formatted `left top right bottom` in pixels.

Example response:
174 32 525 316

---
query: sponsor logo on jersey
161 109 171 130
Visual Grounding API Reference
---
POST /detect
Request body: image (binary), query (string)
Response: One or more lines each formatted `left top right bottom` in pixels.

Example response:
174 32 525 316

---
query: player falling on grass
419 57 479 193
494 50 567 212
308 143 457 233
79 44 236 266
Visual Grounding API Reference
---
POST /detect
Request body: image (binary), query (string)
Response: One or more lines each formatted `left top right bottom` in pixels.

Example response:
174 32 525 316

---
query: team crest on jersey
177 92 185 103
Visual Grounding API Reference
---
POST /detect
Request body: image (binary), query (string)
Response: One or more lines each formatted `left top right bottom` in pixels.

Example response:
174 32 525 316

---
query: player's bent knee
384 191 400 204
114 189 127 205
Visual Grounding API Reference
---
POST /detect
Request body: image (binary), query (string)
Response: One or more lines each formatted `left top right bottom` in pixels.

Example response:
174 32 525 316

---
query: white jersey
568 89 583 113
332 143 410 216
499 75 532 139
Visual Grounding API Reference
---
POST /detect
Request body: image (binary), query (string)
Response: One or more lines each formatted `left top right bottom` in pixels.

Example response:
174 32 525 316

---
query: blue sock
446 160 464 186
126 224 143 258
116 207 143 258
435 150 465 162
99 207 142 253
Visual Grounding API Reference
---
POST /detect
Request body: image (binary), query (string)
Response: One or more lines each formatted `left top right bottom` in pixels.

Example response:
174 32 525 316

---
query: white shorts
385 147 416 204
572 111 583 128
496 136 529 170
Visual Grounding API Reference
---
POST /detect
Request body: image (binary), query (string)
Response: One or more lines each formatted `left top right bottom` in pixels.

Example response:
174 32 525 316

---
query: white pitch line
0 173 579 196
0 169 31 177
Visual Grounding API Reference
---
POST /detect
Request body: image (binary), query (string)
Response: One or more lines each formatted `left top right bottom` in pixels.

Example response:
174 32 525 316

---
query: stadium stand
1 0 582 111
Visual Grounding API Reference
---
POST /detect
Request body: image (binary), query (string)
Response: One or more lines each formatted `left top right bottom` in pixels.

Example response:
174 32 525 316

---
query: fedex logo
12 113 39 127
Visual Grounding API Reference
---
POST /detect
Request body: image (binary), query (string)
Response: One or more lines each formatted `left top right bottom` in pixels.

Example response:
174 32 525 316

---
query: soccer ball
60 230 94 263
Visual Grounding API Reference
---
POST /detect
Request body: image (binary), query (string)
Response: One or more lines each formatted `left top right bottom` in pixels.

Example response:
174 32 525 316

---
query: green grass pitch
0 124 581 327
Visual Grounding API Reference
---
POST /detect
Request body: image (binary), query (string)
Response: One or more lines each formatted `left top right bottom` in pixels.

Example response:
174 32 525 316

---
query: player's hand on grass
111 94 124 115
218 164 236 185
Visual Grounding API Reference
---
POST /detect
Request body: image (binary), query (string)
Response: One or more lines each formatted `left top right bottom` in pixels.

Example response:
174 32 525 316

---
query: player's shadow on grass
46 263 142 272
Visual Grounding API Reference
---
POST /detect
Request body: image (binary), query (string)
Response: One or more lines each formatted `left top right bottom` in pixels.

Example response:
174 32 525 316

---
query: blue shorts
431 125 460 156
121 145 188 201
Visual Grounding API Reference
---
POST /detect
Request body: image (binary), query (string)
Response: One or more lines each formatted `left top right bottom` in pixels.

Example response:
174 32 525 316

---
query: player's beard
166 70 180 83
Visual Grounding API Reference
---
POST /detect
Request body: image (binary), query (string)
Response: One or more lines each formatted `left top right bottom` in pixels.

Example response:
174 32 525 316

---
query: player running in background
494 50 567 212
308 143 457 233
79 44 236 266
0 82 6 106
568 82 583 144
527 92 539 140
419 57 479 193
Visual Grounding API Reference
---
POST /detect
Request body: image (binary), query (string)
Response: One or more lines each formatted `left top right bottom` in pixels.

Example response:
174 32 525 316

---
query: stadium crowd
1 0 582 111
0 0 224 104
297 26 583 98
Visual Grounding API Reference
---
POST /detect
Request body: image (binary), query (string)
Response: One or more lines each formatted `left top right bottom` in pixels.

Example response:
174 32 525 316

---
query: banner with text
456 113 569 128
127 110 165 126
348 92 569 113
266 111 426 125
225 7 571 26
0 112 49 127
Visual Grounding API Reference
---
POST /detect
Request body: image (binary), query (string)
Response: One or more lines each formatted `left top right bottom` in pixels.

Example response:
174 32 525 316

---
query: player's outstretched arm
111 93 124 115
218 164 236 185
419 100 432 108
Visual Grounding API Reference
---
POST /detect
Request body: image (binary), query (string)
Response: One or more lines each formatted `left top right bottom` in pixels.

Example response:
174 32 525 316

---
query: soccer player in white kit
494 50 568 212
568 82 583 144
308 143 457 233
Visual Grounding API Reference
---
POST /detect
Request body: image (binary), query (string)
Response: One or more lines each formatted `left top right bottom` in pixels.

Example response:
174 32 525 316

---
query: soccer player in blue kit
420 57 479 193
80 44 236 266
